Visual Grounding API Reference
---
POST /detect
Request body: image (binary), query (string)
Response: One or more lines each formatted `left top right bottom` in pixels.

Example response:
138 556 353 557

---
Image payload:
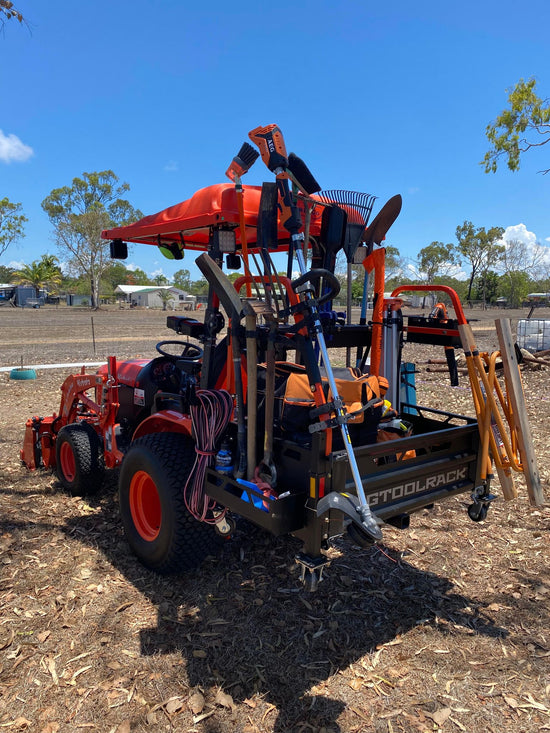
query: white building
114 285 196 310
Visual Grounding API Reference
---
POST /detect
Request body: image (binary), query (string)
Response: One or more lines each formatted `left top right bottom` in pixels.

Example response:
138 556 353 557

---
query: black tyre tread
56 422 104 496
118 432 218 575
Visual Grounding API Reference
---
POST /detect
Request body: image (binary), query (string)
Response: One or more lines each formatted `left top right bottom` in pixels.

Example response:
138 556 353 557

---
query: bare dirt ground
1 304 549 733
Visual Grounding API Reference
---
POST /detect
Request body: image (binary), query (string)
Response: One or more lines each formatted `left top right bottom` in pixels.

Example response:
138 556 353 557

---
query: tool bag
281 369 388 436
377 418 416 461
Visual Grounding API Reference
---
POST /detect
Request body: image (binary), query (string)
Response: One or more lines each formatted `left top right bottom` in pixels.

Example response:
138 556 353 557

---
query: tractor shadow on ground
53 484 511 733
0 473 511 733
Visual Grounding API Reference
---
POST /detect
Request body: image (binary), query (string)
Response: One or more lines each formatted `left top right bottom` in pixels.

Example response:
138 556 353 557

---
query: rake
316 190 377 365
316 190 376 262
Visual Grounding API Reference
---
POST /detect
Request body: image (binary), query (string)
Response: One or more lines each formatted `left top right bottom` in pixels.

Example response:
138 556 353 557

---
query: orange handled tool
248 124 289 173
225 142 260 298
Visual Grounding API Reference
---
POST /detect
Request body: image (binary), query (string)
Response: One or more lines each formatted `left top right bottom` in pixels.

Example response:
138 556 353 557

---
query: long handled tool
361 247 386 377
242 296 275 482
249 123 382 543
458 321 518 500
258 310 277 486
196 253 248 478
256 182 279 486
244 302 258 482
225 143 262 474
494 318 544 506
225 142 260 298
356 195 402 370
288 152 321 272
316 189 376 366
458 319 544 508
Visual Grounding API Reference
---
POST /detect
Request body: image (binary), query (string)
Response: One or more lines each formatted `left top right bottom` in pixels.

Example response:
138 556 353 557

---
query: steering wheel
291 268 341 306
155 340 203 361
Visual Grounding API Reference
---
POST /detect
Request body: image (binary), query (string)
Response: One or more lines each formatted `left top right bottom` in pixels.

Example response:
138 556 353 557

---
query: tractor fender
132 410 193 441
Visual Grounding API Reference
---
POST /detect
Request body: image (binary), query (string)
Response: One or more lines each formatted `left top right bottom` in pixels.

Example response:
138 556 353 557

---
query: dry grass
1 305 549 733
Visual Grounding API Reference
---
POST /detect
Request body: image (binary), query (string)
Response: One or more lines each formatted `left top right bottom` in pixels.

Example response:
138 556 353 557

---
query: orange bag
281 371 387 432
377 421 416 461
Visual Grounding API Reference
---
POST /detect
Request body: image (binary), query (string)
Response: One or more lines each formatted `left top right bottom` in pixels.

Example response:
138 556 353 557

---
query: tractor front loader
21 356 122 493
21 125 543 590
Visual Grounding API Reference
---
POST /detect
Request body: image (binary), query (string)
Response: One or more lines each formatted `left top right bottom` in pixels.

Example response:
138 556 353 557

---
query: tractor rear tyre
118 432 219 575
56 422 105 495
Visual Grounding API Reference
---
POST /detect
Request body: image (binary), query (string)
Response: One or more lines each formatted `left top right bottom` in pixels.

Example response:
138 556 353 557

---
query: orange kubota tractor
22 125 528 591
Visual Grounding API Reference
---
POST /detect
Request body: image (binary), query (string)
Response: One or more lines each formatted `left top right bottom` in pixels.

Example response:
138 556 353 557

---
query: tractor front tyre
118 432 219 575
55 422 104 495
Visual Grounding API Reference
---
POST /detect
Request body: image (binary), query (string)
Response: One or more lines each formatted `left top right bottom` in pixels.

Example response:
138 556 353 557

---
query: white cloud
451 268 469 281
7 259 26 269
149 268 165 278
500 223 550 270
502 223 537 246
0 130 34 163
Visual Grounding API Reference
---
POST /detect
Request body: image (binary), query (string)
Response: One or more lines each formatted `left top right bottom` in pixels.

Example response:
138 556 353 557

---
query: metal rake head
316 190 377 225
316 190 377 261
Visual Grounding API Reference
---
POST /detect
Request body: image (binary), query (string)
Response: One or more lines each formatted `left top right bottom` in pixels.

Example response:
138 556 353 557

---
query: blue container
215 447 233 476
237 479 271 512
400 362 417 415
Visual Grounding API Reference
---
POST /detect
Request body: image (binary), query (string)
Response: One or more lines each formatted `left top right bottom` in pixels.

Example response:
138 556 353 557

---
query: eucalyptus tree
483 78 550 174
455 221 505 302
42 171 142 309
0 197 27 257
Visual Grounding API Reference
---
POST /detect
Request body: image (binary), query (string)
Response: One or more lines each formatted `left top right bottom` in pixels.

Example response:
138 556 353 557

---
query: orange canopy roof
102 183 324 252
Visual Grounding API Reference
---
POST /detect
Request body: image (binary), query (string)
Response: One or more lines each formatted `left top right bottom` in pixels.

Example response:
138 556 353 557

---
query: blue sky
1 0 549 282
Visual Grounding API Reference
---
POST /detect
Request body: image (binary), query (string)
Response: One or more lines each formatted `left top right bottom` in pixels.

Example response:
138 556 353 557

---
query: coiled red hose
183 389 234 523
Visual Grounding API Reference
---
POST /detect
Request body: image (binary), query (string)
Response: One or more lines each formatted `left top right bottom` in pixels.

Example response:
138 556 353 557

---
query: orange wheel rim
59 441 76 482
129 470 161 541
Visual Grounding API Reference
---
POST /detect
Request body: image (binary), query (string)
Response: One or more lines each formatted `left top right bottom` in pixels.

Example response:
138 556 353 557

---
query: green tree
412 242 460 307
500 238 547 307
482 78 550 174
103 261 131 293
188 278 209 296
384 245 404 281
41 171 142 309
417 241 460 282
62 273 90 295
226 272 243 284
444 277 468 303
126 268 151 286
173 268 192 291
156 288 176 311
498 271 531 308
0 264 14 282
0 197 27 257
349 277 363 300
455 221 505 302
12 255 63 297
473 270 500 304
